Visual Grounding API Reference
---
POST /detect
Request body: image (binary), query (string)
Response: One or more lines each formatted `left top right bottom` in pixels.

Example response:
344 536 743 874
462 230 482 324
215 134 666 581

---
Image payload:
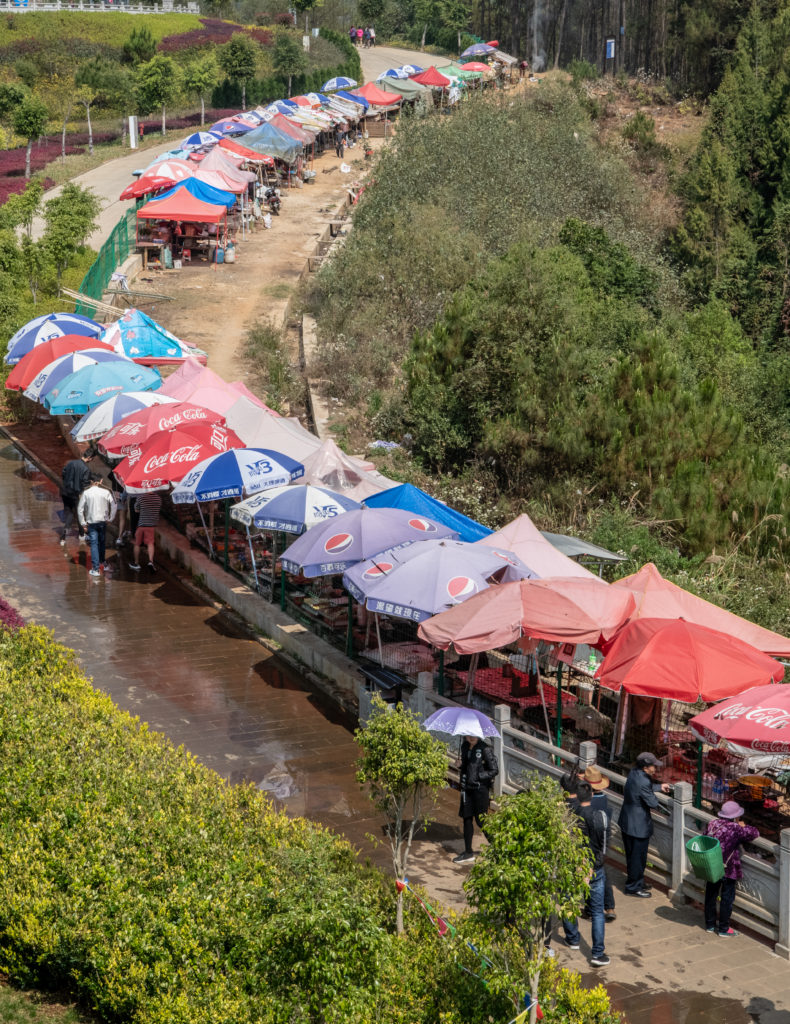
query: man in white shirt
77 474 117 578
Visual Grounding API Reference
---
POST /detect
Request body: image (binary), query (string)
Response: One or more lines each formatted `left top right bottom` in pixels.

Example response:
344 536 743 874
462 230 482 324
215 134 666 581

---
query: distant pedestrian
519 59 529 80
454 735 498 864
77 474 116 577
618 751 671 897
362 27 370 46
369 25 376 45
704 801 759 937
563 781 610 967
60 450 93 545
356 26 363 44
333 125 345 158
578 765 616 920
129 491 162 572
349 24 356 44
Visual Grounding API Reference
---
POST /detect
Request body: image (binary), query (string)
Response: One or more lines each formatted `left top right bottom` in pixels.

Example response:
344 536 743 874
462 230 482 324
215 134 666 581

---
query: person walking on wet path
704 800 759 937
454 735 498 864
129 491 162 573
60 451 92 545
77 474 116 577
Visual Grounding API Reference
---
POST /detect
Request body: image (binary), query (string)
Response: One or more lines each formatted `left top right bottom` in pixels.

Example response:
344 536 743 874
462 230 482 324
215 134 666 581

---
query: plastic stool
181 249 191 264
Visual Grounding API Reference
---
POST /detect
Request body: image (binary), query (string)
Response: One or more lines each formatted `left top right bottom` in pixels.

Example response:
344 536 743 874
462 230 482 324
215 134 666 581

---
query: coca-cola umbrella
689 684 790 756
70 391 178 444
5 335 114 392
113 422 243 493
98 402 225 459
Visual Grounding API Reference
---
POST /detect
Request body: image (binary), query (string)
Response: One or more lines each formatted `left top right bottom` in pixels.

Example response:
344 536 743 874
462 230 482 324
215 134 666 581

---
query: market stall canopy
231 483 360 533
542 531 624 564
299 438 394 496
224 396 322 463
270 114 316 145
612 562 790 656
5 313 102 366
120 158 194 200
42 361 161 416
171 447 304 503
182 131 222 149
689 684 790 755
136 187 227 224
210 118 254 136
5 335 113 391
114 422 243 494
377 67 410 80
99 402 224 459
491 48 518 64
351 82 402 105
218 138 275 166
364 482 491 543
411 67 452 87
378 77 429 101
461 42 495 57
241 122 303 164
460 61 492 71
477 514 598 580
25 349 129 404
436 63 479 80
199 148 256 183
344 538 535 623
70 391 177 444
335 89 368 109
99 309 207 366
596 618 785 703
322 76 358 91
418 576 634 653
160 361 272 416
149 176 236 210
195 167 249 195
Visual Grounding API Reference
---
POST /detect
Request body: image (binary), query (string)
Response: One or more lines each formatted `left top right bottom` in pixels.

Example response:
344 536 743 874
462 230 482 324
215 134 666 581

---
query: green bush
567 58 599 85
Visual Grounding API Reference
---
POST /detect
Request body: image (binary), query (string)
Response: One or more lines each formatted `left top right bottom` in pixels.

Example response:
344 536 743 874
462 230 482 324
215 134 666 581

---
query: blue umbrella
336 89 369 109
5 313 102 365
322 76 358 91
343 538 534 622
183 131 222 148
460 42 495 57
231 484 360 533
280 507 459 578
422 706 500 739
43 362 161 415
99 309 206 366
171 448 304 503
400 64 424 74
24 349 130 403
377 68 410 80
70 390 177 443
210 119 254 136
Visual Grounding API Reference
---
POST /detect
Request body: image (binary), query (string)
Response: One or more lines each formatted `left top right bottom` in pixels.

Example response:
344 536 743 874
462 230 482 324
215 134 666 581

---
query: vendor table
136 241 163 270
456 665 578 711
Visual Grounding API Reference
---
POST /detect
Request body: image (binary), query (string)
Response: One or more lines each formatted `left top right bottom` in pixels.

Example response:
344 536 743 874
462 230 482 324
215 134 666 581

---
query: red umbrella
98 402 225 459
5 335 114 392
114 422 242 492
689 684 790 754
119 159 193 201
460 61 491 72
597 618 785 702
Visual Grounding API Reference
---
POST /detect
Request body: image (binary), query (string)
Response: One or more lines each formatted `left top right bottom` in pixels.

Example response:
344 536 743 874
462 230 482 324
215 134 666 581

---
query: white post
669 781 693 900
578 740 597 769
777 828 790 959
492 704 510 797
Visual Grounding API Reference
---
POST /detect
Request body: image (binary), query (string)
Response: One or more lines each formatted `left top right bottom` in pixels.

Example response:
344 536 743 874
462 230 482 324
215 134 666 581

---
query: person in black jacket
454 735 498 864
59 451 93 545
563 781 610 967
618 751 670 897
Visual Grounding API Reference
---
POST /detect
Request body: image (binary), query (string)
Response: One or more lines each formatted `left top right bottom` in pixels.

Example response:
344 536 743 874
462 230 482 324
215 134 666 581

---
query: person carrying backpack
454 735 498 864
563 780 611 967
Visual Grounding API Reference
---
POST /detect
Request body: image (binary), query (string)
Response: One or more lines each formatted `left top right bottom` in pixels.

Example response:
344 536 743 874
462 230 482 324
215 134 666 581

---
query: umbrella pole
270 533 278 603
375 612 384 666
465 651 479 702
223 498 230 573
345 593 353 657
197 501 214 557
555 662 563 750
280 566 286 610
438 649 445 695
695 739 704 810
535 662 552 744
245 525 259 590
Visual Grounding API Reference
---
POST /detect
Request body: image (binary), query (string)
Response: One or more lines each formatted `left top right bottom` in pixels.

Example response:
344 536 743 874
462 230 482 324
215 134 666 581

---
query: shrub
0 597 23 630
567 58 599 84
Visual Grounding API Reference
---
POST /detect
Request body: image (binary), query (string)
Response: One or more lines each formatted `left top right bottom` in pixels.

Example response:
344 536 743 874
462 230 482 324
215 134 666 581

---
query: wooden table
136 241 163 270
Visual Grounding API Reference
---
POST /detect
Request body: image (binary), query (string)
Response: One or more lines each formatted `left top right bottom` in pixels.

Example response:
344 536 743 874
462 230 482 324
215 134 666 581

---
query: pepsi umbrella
461 42 495 57
70 391 177 443
210 119 254 136
43 362 161 415
230 483 360 533
24 349 131 403
343 539 534 623
422 706 500 739
171 448 304 504
183 131 222 148
280 507 459 578
322 76 358 91
5 313 102 365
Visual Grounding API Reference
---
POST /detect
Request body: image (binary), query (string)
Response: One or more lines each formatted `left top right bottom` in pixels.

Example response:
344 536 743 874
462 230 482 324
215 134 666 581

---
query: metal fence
75 208 136 317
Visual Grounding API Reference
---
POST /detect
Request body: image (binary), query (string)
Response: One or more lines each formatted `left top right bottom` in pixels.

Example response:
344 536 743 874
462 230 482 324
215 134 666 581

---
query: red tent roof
612 562 790 656
412 67 451 87
351 82 402 105
136 186 227 224
218 138 275 166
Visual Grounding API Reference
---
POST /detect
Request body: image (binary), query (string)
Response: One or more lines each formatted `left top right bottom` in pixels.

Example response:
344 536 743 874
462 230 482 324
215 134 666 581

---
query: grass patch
0 980 88 1024
0 11 201 47
242 318 303 412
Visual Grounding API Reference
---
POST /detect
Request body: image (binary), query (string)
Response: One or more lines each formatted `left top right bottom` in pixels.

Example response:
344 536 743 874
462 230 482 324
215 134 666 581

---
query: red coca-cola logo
157 408 208 431
712 703 790 730
142 445 202 474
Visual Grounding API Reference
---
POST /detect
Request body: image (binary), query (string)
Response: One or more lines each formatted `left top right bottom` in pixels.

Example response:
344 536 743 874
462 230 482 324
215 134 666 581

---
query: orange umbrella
418 577 636 653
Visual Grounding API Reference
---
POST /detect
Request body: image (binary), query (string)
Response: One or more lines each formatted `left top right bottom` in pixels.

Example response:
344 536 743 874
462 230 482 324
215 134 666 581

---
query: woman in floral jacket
704 800 759 937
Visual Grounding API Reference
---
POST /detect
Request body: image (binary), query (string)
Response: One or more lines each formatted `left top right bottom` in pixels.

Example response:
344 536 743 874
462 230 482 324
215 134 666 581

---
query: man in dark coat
618 751 670 897
454 735 498 864
60 451 93 545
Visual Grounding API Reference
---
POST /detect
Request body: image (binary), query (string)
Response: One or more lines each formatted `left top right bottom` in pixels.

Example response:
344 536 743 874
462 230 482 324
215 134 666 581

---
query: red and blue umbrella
343 538 534 622
280 507 459 578
5 313 102 365
70 390 178 443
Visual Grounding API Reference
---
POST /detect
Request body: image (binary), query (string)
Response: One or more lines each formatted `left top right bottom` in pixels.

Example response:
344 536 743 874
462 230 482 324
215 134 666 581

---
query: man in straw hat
703 800 758 937
578 765 616 921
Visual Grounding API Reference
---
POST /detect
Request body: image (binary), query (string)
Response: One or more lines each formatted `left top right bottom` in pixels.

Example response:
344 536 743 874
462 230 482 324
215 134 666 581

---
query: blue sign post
605 37 615 60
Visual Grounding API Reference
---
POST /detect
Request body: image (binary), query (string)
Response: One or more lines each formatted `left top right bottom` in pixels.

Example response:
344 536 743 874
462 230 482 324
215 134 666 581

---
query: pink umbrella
160 359 280 417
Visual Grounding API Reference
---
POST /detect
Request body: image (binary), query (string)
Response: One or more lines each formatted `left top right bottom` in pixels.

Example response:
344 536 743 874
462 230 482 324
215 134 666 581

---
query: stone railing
0 0 199 11
359 674 790 958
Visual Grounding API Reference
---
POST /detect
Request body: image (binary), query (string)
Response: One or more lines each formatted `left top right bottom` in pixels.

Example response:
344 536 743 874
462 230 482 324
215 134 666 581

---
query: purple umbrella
280 507 459 577
343 539 535 622
422 706 500 739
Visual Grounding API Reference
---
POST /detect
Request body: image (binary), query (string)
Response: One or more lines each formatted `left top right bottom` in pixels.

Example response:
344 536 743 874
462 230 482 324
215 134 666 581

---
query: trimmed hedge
0 627 499 1024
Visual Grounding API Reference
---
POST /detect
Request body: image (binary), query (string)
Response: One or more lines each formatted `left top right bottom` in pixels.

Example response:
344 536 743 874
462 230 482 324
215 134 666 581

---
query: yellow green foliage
0 12 201 48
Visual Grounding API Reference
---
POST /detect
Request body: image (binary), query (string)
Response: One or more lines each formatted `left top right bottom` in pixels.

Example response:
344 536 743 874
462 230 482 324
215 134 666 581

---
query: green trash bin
686 834 724 882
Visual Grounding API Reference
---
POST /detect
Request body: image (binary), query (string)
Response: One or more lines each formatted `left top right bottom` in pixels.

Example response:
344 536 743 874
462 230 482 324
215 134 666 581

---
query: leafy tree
12 96 49 179
42 184 99 283
272 31 308 99
38 71 76 165
76 58 130 154
122 24 156 65
439 0 470 53
135 55 181 136
292 0 322 33
355 695 448 934
0 82 27 120
414 0 442 48
358 0 385 22
0 179 43 236
19 235 47 305
218 33 258 111
14 58 38 90
183 54 217 127
465 776 592 1024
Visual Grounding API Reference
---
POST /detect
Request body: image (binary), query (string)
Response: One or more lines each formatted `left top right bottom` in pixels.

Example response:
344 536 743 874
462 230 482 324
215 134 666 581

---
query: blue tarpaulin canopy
336 89 369 109
149 176 236 210
364 482 492 542
241 122 303 164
